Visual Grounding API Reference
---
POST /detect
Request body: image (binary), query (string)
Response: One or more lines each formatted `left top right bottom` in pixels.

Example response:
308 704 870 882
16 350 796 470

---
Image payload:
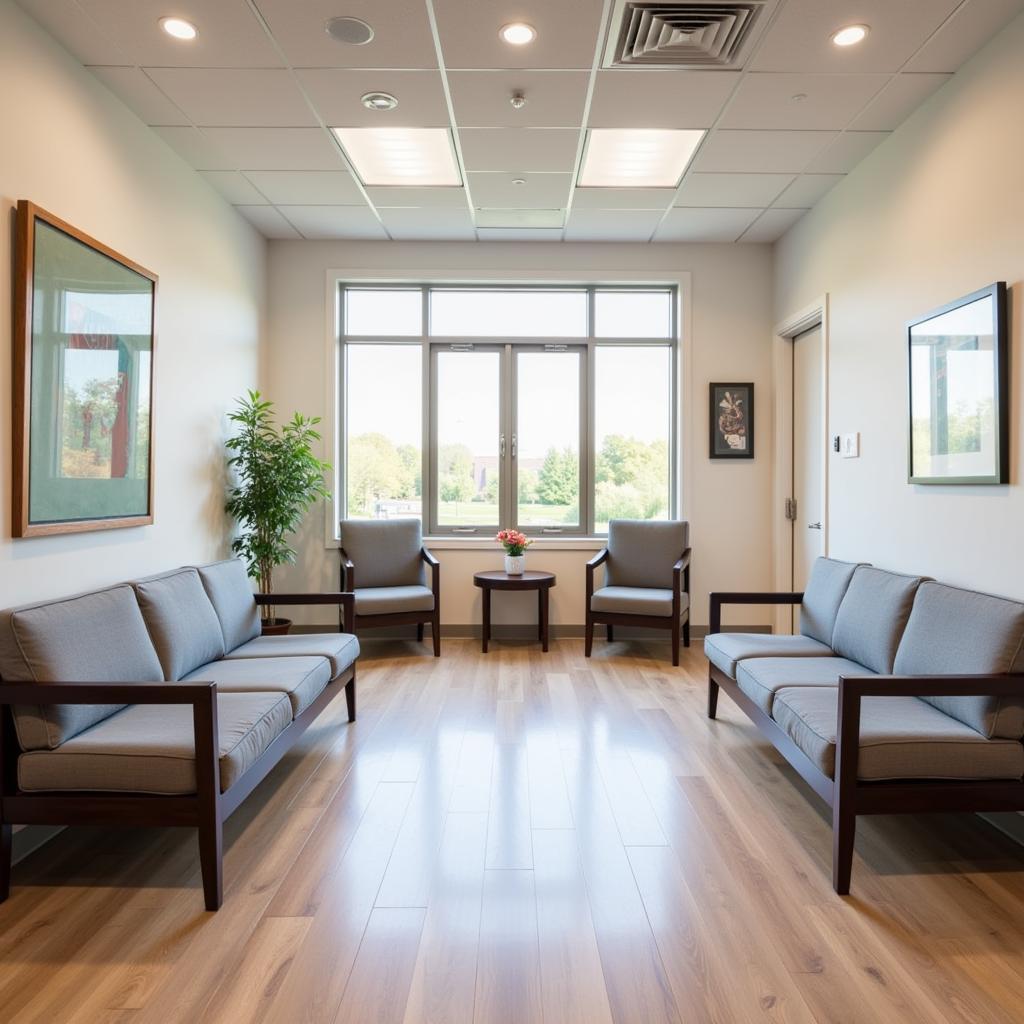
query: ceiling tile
475 210 565 228
87 67 187 125
153 126 231 169
297 70 450 128
655 208 762 243
447 71 589 128
200 171 267 205
468 172 572 209
588 69 739 129
565 209 665 242
234 205 301 239
804 131 889 173
674 172 794 208
571 188 674 210
850 73 953 130
906 0 1024 71
459 129 580 172
243 171 364 205
18 0 130 64
196 128 345 171
434 0 603 69
477 228 563 241
365 186 470 208
378 207 476 240
145 69 316 128
278 205 387 240
721 73 890 131
76 0 284 67
254 0 439 69
693 130 838 174
750 0 960 73
772 174 844 207
740 208 808 242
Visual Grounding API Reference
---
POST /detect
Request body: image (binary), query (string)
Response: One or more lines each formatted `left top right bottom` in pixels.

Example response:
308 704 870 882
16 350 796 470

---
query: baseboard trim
295 623 771 640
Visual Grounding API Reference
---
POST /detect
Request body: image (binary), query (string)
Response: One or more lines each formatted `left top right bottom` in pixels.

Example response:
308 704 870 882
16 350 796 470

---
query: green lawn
437 502 577 528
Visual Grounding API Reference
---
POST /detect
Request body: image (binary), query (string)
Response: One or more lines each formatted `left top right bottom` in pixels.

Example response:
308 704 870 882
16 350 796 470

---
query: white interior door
792 325 824 612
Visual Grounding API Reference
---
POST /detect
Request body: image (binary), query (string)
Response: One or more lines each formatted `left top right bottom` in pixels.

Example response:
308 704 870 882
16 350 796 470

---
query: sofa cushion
133 568 226 681
604 520 689 590
17 691 291 795
591 586 690 618
224 632 359 679
183 656 331 717
893 581 1024 740
704 632 833 680
799 557 861 645
355 585 434 616
771 686 1024 782
830 566 924 675
0 585 164 751
340 519 425 589
737 657 873 714
194 559 261 652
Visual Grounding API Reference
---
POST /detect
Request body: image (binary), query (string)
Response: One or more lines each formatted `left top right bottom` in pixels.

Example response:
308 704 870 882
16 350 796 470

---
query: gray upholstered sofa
706 557 1024 894
0 558 358 910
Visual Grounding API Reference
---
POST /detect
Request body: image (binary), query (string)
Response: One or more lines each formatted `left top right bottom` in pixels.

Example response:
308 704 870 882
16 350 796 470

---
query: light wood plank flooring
3 639 1024 1023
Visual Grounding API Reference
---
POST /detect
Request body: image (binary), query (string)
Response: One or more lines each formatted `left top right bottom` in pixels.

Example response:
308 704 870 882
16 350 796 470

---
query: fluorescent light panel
331 127 462 187
578 129 705 188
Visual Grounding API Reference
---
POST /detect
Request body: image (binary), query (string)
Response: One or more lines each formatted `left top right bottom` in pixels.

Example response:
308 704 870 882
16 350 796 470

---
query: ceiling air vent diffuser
605 1 768 69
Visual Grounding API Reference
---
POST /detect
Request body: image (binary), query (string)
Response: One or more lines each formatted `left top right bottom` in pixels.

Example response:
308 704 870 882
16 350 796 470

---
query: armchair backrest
340 518 426 589
605 520 689 590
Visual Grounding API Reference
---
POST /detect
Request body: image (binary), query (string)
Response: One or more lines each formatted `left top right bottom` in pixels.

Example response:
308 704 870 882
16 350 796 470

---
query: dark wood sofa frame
340 546 441 657
0 592 356 912
586 547 692 666
707 590 1024 894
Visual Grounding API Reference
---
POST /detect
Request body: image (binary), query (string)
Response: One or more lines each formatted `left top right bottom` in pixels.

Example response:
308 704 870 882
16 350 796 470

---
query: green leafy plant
225 391 331 616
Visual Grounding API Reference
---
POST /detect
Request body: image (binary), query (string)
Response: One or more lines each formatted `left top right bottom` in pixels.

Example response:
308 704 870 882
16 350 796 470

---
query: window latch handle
500 433 506 457
511 433 517 459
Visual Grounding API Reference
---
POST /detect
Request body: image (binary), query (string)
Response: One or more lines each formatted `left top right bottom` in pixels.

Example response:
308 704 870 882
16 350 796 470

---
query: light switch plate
841 432 860 458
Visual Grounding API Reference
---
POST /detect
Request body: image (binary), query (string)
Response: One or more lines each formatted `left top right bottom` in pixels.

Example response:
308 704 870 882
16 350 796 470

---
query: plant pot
504 554 525 576
261 617 292 636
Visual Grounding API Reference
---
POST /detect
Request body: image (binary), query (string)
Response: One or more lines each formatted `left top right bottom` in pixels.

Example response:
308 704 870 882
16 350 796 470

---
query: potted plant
496 528 533 575
225 390 331 634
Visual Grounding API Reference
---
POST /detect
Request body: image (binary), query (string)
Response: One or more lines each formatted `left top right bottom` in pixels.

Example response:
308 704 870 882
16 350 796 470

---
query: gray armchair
586 519 691 666
339 519 440 656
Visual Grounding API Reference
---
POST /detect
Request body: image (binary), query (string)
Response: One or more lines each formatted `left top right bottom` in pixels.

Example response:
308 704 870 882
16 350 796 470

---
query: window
338 285 676 535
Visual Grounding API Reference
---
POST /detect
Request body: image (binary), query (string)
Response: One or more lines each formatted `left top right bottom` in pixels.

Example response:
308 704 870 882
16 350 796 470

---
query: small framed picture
709 383 754 459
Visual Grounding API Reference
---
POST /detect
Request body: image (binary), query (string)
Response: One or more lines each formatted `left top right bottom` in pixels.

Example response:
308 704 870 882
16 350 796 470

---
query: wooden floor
3 639 1024 1023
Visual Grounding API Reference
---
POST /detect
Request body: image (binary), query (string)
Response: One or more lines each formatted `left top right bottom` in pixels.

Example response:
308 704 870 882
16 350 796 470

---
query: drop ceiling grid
15 0 1024 242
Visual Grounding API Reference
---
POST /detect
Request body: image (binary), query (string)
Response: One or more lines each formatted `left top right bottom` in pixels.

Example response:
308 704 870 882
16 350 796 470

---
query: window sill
326 536 605 552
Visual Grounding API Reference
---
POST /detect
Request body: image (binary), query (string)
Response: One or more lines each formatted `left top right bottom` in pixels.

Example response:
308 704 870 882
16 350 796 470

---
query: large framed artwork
709 382 754 459
13 201 157 537
908 282 1008 485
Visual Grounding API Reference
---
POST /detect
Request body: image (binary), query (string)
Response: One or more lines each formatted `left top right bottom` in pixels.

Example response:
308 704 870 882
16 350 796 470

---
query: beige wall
266 240 775 629
0 0 266 608
774 12 1024 599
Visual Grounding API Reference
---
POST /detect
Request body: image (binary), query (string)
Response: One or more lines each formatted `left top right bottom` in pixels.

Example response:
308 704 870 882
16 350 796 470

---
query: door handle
808 522 822 530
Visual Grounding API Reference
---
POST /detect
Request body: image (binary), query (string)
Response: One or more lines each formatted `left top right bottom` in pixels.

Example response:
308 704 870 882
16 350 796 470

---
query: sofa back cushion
799 557 861 645
340 519 425 589
0 585 163 751
133 568 226 680
831 566 925 674
195 559 261 652
894 581 1024 739
605 520 689 590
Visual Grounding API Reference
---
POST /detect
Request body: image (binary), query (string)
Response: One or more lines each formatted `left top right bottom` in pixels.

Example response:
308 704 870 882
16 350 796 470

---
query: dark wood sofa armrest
255 591 356 630
586 548 609 602
673 548 692 599
421 547 441 598
838 673 1024 700
0 679 216 706
708 590 804 634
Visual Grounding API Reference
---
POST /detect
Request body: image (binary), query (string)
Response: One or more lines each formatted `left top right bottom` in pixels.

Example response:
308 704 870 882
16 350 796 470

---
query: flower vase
504 554 525 576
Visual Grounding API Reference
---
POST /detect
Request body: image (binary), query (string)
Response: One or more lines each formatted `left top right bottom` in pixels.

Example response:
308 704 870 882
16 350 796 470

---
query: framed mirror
908 282 1008 485
14 201 157 537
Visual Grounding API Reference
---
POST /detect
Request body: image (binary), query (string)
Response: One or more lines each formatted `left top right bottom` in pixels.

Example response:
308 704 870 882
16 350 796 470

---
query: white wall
0 0 266 608
774 12 1024 599
266 240 775 629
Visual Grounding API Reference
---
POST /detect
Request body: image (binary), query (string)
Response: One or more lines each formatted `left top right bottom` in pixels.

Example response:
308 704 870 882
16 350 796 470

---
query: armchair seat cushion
737 656 870 714
17 692 292 795
355 585 434 616
182 656 331 717
771 686 1024 782
704 632 834 679
224 632 359 679
591 586 689 618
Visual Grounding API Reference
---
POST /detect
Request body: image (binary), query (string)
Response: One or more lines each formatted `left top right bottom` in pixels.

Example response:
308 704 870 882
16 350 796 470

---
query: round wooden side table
473 570 557 653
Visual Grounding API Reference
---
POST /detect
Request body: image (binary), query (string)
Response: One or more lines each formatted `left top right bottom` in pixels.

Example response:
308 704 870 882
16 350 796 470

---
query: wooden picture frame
709 382 754 459
13 201 157 537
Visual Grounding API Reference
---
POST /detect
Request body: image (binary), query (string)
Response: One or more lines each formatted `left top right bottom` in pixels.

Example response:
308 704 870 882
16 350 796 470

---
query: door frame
772 295 830 634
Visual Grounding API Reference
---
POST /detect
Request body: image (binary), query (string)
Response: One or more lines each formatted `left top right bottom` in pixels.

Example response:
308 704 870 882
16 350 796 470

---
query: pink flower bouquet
496 529 532 556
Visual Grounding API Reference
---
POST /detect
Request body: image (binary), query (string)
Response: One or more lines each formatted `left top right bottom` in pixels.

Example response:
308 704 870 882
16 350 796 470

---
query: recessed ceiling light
511 177 526 186
159 16 197 41
362 92 398 111
831 24 869 47
332 127 462 186
326 16 374 45
500 22 537 45
578 129 705 189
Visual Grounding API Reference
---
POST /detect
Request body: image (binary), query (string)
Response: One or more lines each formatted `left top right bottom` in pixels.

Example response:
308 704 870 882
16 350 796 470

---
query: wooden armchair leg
606 624 614 642
707 671 719 719
432 612 441 657
832 795 856 895
683 617 690 648
1 823 11 902
671 620 680 667
417 623 424 642
585 613 594 658
346 674 357 722
198 809 223 912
